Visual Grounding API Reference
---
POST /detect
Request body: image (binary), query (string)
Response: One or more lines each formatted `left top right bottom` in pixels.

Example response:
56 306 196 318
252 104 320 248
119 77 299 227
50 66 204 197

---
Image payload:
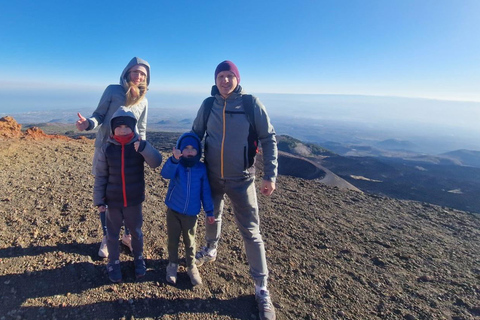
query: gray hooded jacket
86 57 150 148
192 85 278 182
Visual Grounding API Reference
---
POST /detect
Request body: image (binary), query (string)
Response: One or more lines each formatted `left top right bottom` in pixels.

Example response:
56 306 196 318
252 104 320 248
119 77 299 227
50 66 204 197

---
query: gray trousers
166 208 198 268
106 203 143 262
206 175 268 286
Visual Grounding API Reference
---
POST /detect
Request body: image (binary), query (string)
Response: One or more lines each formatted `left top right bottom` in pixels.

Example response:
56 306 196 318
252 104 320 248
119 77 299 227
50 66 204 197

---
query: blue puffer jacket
161 132 214 217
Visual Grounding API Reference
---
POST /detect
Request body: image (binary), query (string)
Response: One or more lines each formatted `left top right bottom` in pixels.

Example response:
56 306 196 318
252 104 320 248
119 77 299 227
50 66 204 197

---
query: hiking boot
166 262 178 284
187 265 202 286
195 247 217 267
98 236 108 258
255 289 276 320
121 234 133 252
134 257 146 279
107 260 122 283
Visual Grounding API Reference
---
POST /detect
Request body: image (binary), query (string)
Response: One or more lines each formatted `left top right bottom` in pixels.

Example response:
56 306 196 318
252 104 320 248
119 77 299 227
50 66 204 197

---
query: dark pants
106 204 143 262
166 207 198 268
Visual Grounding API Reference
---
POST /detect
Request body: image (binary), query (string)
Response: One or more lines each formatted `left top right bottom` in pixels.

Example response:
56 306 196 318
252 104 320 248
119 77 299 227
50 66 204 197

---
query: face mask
180 156 197 167
113 132 134 145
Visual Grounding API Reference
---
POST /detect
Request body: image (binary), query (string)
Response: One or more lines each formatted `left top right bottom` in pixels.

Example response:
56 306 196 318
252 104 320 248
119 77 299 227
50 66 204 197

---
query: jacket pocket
243 146 248 170
167 185 176 202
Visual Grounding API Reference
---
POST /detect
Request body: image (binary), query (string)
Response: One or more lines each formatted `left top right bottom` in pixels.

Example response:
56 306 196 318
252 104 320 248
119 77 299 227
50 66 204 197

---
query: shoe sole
195 257 216 266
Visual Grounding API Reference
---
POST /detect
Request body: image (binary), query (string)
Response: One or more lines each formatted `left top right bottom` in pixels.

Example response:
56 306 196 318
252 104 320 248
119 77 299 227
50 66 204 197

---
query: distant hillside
274 134 480 214
276 151 326 180
275 135 360 191
440 149 480 168
277 135 335 157
321 154 480 213
374 138 419 152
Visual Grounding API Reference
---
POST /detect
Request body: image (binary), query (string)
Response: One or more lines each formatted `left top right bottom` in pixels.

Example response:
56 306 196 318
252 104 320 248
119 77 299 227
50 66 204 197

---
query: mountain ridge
276 135 480 214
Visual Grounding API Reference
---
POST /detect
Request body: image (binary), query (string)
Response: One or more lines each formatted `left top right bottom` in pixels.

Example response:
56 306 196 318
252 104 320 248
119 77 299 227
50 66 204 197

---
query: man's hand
76 113 89 131
98 205 106 213
260 180 275 196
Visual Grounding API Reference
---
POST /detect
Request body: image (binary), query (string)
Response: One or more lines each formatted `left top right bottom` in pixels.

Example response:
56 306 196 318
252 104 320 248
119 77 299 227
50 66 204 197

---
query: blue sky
1 0 480 103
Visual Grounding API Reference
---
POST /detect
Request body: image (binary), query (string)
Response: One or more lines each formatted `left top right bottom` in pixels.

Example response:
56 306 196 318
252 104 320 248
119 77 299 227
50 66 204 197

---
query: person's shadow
0 243 261 319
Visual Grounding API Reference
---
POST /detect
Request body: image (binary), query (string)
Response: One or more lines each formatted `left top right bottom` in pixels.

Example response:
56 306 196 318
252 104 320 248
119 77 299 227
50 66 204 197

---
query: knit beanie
111 116 136 134
179 136 199 152
214 60 240 84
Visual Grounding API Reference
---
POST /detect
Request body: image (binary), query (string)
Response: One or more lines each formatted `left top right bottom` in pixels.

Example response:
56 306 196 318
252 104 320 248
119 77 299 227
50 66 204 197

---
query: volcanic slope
0 120 479 319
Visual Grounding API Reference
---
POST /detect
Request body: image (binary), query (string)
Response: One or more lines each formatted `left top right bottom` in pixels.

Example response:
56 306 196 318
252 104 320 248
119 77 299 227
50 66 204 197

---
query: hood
110 107 138 135
175 132 202 165
120 57 151 88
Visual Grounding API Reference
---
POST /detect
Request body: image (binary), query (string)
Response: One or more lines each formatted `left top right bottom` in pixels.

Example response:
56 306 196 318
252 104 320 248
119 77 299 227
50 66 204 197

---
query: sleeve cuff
86 119 95 131
137 140 147 152
206 211 214 217
263 176 276 183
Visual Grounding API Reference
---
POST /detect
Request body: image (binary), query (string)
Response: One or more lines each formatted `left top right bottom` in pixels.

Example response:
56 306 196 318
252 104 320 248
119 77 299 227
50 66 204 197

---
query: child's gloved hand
207 216 215 224
173 147 182 160
134 139 146 152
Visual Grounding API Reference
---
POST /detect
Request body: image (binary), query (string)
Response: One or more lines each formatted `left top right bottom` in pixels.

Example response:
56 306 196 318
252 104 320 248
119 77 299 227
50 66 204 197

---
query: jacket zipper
220 100 226 178
183 167 191 213
121 144 127 207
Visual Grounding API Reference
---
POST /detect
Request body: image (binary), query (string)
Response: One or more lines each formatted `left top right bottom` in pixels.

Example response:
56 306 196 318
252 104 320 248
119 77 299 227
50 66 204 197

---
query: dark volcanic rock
278 151 326 180
0 126 479 320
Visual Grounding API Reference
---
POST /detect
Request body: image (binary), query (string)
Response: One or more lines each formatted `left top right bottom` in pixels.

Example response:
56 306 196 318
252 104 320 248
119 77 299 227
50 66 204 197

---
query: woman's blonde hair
125 80 147 107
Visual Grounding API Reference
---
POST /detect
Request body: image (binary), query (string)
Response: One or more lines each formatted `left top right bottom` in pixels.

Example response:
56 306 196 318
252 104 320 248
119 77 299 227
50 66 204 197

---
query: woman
76 57 151 258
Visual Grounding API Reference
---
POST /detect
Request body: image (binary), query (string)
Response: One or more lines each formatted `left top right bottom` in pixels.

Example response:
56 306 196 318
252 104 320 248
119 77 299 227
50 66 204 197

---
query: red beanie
214 60 240 84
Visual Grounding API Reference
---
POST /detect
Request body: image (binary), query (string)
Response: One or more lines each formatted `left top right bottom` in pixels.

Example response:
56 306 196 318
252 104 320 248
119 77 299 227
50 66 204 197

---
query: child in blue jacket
160 132 215 286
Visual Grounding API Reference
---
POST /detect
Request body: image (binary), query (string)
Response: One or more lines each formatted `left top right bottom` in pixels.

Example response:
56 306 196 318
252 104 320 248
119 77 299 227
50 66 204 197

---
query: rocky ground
0 117 479 320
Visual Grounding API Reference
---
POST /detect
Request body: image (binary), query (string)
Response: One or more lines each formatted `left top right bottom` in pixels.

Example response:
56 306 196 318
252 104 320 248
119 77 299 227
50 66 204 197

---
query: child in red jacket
93 107 162 283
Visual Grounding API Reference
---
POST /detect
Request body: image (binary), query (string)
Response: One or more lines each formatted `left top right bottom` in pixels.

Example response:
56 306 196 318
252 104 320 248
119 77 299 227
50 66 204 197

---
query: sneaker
195 247 217 266
256 289 276 320
121 234 133 252
107 260 122 283
134 257 146 279
166 262 178 284
187 265 202 286
98 236 108 258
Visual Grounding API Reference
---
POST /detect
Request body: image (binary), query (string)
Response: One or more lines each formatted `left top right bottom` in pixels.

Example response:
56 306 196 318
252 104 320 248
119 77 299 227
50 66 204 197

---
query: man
192 60 278 320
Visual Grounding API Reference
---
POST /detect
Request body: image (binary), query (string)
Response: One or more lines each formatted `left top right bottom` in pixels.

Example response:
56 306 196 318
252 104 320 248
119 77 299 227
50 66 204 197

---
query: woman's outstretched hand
76 113 89 131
